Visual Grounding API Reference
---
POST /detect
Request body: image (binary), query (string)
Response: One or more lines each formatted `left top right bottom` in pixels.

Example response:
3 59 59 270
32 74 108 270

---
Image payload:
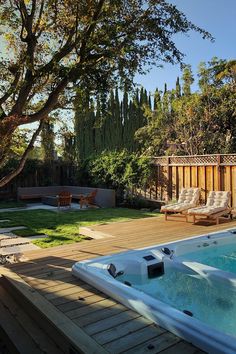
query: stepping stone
0 226 26 233
26 235 48 240
0 232 18 241
0 234 13 241
0 207 26 212
0 243 40 255
0 237 31 247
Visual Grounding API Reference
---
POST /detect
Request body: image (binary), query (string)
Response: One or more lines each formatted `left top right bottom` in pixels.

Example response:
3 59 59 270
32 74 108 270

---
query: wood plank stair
0 269 107 354
0 279 63 354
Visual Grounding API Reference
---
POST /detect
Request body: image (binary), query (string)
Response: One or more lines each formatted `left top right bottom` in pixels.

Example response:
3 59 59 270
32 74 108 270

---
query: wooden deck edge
0 267 108 354
80 226 114 239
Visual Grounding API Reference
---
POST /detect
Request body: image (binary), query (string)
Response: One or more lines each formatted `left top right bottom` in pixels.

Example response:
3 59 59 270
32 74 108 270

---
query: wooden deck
2 215 236 354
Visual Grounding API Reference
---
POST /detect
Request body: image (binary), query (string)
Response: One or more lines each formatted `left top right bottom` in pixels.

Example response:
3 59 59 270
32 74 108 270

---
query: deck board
4 215 235 353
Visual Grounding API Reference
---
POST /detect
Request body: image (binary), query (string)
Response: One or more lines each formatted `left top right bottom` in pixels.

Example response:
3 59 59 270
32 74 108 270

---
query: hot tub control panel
142 254 165 278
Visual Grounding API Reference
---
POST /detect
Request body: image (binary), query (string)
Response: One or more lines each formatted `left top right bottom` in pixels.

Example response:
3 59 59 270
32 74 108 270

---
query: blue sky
135 0 236 93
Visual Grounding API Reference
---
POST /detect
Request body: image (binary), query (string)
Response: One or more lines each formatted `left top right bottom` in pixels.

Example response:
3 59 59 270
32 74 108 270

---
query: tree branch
0 120 44 187
37 30 76 76
20 77 69 124
0 70 21 106
35 0 45 36
78 0 105 61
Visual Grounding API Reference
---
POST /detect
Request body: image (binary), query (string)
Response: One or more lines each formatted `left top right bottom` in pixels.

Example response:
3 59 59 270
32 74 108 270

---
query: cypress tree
164 83 168 94
41 120 55 162
94 95 102 154
123 87 129 150
74 88 90 160
114 88 122 148
154 88 161 111
148 92 152 110
182 65 194 96
175 77 181 98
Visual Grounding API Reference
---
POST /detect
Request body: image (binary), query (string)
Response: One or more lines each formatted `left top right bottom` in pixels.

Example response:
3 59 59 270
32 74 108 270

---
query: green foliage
85 150 151 192
74 87 151 160
41 121 55 162
0 201 26 209
0 0 212 186
136 58 236 156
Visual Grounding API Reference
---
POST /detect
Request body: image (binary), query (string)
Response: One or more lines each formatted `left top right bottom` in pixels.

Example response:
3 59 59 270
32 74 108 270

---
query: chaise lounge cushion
188 191 231 216
161 188 200 213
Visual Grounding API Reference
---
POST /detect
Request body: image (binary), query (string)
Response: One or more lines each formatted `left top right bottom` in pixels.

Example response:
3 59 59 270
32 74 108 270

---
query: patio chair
80 189 98 209
57 191 72 209
188 191 232 225
161 187 200 221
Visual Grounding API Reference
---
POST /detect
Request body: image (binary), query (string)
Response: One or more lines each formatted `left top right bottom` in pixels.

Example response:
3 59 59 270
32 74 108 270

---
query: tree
0 0 212 186
136 59 236 156
41 120 55 162
182 65 194 96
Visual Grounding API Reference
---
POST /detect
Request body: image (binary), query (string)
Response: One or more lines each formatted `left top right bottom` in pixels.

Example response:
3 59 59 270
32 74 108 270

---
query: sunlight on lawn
0 208 159 248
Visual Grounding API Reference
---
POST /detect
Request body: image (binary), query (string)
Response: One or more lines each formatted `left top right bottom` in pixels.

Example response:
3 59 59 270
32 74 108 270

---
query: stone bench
18 186 115 208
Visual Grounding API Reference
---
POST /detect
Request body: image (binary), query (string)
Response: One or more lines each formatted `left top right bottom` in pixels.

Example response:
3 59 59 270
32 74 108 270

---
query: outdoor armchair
57 191 72 209
80 189 98 209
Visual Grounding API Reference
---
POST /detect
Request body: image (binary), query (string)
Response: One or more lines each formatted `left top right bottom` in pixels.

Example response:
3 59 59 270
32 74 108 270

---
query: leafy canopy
0 0 212 123
0 0 212 186
136 58 236 156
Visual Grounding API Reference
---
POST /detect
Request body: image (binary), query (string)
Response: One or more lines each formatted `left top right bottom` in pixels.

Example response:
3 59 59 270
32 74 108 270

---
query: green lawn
0 201 27 209
0 208 158 248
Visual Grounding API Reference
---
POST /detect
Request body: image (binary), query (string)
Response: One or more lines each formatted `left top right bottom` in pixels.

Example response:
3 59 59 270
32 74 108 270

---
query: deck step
0 280 63 354
0 268 108 354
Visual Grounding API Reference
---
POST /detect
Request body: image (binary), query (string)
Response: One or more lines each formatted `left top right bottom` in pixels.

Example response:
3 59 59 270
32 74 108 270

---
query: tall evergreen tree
41 121 55 162
182 65 194 95
175 77 181 98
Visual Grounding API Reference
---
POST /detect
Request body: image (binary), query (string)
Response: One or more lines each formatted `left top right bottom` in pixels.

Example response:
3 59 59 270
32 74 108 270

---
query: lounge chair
188 191 232 225
161 188 200 221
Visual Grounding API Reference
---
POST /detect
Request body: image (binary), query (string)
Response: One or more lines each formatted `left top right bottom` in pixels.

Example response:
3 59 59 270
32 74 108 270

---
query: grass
0 208 158 248
0 201 27 209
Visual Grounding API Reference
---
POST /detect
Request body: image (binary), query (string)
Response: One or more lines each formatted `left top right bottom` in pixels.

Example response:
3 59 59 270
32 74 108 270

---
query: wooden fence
0 161 77 200
142 154 236 208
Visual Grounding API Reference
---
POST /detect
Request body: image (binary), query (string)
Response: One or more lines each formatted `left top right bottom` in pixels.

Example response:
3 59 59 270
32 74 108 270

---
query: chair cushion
188 191 231 216
178 188 200 205
161 188 200 213
206 191 230 208
161 202 196 212
188 206 227 216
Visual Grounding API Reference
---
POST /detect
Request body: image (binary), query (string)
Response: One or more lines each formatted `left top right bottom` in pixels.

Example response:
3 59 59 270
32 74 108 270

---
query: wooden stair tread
0 281 63 354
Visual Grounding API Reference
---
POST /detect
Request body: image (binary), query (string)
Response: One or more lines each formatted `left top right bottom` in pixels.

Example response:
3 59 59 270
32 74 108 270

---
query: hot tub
72 228 236 354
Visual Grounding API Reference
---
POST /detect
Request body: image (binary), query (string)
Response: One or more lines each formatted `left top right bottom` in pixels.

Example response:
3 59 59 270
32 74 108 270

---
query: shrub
86 150 151 194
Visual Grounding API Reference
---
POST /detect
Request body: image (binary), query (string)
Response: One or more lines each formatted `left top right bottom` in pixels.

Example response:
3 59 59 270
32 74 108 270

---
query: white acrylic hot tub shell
72 228 236 354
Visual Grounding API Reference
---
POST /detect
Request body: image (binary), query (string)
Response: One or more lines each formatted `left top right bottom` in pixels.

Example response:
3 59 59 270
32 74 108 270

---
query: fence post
167 156 172 201
217 155 222 191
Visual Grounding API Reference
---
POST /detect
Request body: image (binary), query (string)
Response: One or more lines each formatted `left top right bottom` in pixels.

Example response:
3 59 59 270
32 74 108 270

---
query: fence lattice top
152 154 236 166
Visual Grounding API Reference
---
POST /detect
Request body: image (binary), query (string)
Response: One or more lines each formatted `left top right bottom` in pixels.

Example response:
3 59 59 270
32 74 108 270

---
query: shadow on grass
0 208 159 247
